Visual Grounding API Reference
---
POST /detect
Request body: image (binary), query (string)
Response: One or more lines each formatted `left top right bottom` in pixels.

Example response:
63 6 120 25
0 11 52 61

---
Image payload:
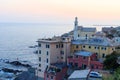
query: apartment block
36 36 71 78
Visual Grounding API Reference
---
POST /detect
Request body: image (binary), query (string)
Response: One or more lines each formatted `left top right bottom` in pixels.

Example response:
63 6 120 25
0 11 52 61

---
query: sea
0 23 73 65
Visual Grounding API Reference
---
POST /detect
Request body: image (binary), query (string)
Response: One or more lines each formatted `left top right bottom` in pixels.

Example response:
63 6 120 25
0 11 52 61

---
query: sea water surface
0 23 73 64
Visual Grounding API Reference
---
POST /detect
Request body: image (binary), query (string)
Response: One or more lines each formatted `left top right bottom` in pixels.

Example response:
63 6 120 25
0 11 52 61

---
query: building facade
113 37 120 43
73 17 96 40
67 51 103 70
36 36 71 78
71 37 116 61
44 62 67 80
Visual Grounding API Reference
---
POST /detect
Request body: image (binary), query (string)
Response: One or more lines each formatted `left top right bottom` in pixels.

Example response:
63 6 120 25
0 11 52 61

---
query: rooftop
72 37 115 47
51 62 67 69
68 69 90 79
46 62 67 74
37 36 71 43
78 26 96 32
75 51 92 57
37 36 61 43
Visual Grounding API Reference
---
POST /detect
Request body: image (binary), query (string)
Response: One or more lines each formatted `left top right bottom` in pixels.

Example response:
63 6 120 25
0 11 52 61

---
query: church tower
74 17 78 40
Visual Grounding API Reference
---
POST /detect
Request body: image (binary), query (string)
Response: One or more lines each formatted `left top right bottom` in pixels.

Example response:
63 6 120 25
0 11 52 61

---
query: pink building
67 51 103 70
44 62 68 80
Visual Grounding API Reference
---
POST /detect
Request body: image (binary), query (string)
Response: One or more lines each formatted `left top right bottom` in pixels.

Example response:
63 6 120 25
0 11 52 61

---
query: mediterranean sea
0 23 73 64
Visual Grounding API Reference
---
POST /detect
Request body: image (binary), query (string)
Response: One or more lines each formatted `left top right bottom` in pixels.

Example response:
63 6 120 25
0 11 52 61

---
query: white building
36 36 71 78
68 69 90 80
94 31 106 38
113 37 120 44
73 17 96 40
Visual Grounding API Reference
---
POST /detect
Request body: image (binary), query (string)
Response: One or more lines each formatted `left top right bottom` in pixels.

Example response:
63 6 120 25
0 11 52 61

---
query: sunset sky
0 0 120 25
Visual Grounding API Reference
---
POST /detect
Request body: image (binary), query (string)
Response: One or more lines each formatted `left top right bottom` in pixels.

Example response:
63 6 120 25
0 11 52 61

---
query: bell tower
74 17 78 40
74 17 78 29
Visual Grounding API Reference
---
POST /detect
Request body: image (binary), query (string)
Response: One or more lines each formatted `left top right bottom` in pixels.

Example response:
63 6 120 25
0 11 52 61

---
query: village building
67 51 103 70
36 36 71 78
36 17 120 79
44 62 67 80
73 17 96 40
71 37 116 61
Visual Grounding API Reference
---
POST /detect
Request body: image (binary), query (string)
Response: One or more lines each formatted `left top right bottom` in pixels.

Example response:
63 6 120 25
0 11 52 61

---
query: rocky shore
0 59 35 80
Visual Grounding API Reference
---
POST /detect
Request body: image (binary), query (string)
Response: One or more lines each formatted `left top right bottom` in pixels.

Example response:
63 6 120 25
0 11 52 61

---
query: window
46 65 48 70
61 44 64 48
38 43 41 47
95 46 99 49
39 50 41 54
86 34 87 39
60 51 64 55
101 47 103 50
96 53 98 56
62 38 65 40
39 69 41 72
89 46 91 49
112 48 114 50
47 75 49 78
101 47 106 50
82 64 87 69
78 34 80 37
46 51 49 55
75 63 78 67
48 45 50 48
61 57 63 59
83 56 86 59
46 58 48 63
39 64 41 67
76 45 79 48
102 53 105 58
39 57 41 61
51 76 53 79
46 44 50 48
56 45 58 48
76 55 78 58
94 47 96 49
104 47 106 50
83 45 85 48
97 47 99 49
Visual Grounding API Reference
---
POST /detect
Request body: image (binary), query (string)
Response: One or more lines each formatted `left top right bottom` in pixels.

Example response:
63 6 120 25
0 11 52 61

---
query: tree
103 51 120 70
114 67 120 80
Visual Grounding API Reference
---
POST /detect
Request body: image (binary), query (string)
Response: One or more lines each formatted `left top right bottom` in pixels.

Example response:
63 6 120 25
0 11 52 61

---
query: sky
0 0 120 25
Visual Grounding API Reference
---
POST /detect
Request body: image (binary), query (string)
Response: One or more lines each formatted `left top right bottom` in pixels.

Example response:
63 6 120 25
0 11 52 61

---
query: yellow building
115 46 120 53
71 37 116 61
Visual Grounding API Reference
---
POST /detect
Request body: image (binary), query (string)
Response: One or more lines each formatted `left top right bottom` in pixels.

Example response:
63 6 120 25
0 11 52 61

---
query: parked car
89 71 102 78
